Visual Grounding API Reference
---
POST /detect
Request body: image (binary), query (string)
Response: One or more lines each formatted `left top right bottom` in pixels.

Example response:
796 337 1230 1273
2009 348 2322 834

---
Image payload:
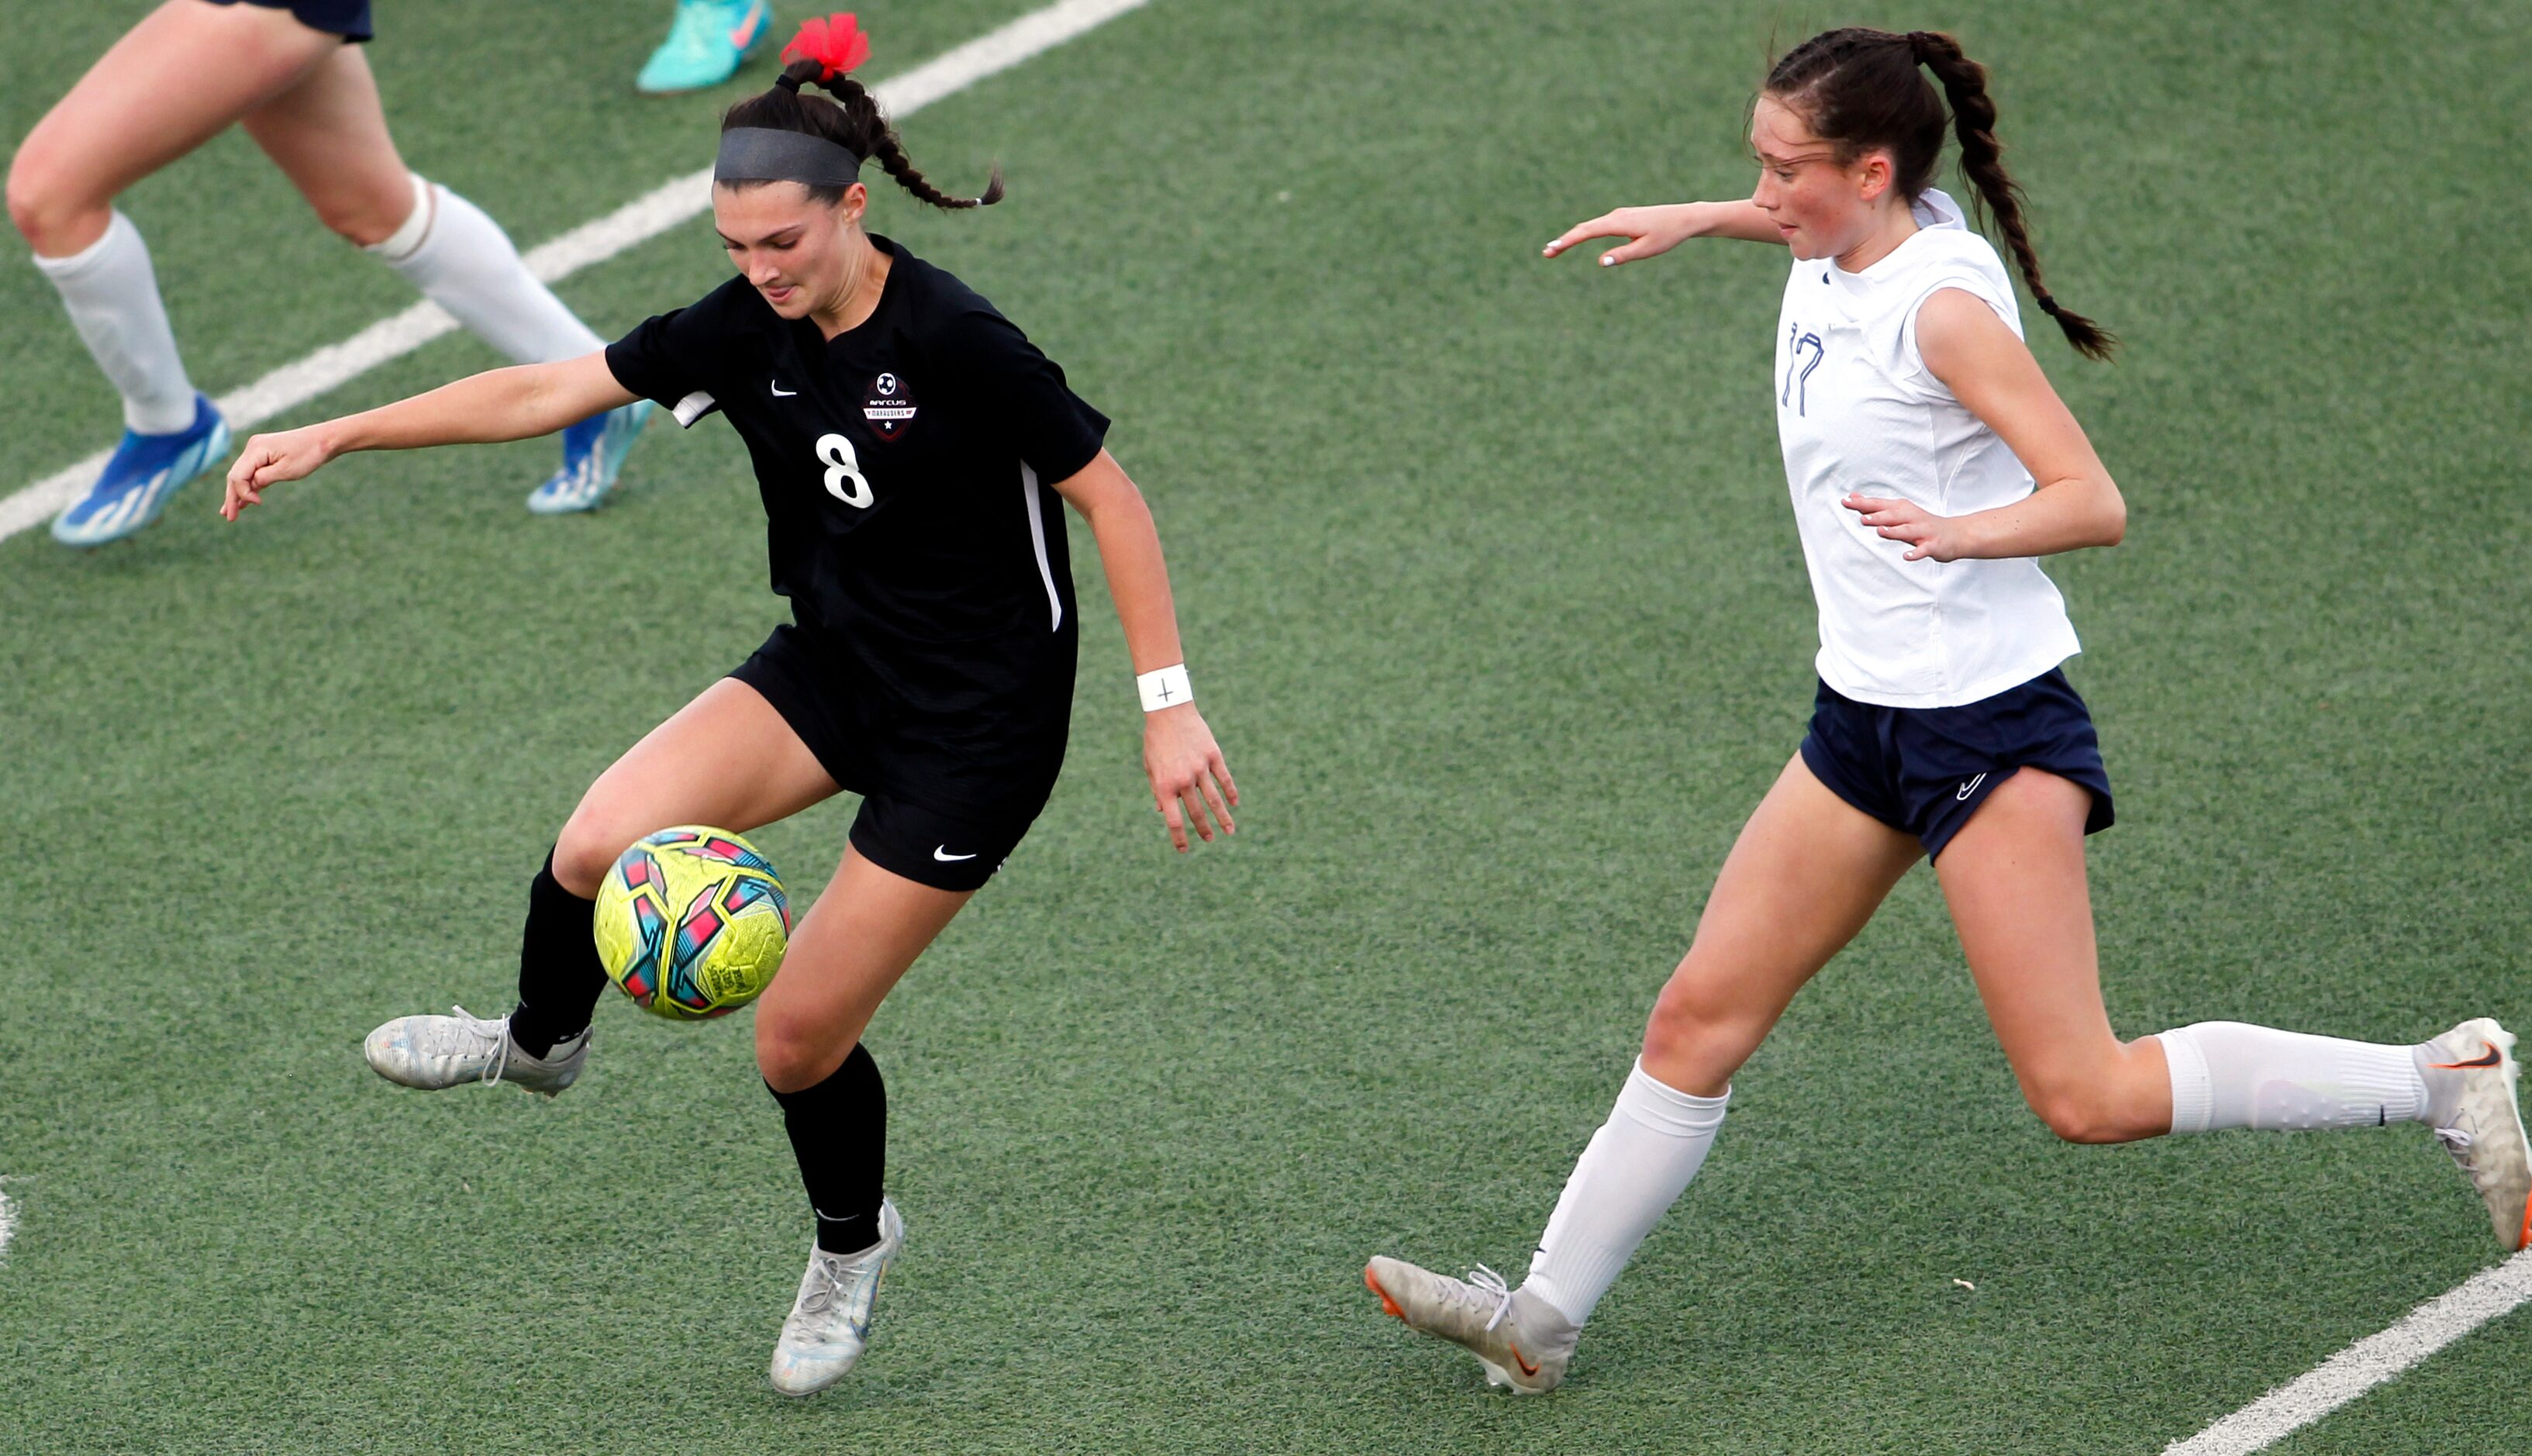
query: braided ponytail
1765 27 2113 361
723 56 1002 212
1903 32 2112 360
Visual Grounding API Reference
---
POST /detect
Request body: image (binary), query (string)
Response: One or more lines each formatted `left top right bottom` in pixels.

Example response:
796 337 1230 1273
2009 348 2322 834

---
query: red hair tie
781 13 871 81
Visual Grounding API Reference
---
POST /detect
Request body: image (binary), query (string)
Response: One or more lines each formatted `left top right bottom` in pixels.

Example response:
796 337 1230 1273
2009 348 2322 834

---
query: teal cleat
637 0 774 95
527 399 653 516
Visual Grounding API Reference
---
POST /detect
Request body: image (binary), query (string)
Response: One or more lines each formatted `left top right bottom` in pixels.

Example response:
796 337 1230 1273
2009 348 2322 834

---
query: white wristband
1137 663 1193 713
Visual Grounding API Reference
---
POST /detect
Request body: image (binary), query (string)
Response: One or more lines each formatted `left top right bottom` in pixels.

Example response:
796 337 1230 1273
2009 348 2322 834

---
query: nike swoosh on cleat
933 847 977 861
1510 1344 1540 1378
730 2 767 48
2431 1040 2505 1070
771 381 797 396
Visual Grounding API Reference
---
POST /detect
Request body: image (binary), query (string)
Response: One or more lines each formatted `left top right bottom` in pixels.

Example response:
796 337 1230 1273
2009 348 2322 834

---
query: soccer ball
593 826 792 1020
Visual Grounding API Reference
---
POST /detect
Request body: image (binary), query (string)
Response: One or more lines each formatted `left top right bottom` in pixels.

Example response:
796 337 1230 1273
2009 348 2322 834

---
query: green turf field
4 2 2529 1451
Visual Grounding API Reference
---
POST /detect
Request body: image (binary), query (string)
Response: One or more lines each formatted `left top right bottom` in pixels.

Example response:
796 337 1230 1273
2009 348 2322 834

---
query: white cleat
362 1006 588 1098
2418 1018 2532 1251
1364 1255 1578 1394
769 1198 904 1398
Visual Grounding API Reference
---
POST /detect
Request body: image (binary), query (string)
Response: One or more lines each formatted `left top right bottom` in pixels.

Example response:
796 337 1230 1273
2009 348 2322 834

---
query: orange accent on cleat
2520 1192 2530 1253
1510 1343 1540 1378
1364 1266 1405 1320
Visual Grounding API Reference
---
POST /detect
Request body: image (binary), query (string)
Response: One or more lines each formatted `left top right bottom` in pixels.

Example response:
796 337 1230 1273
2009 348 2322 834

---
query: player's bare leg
9 3 340 541
1369 755 1919 1390
239 43 416 248
554 678 841 897
1942 768 2532 1245
1933 768 2172 1144
9 1 340 257
245 42 640 512
366 678 840 1094
754 848 975 1396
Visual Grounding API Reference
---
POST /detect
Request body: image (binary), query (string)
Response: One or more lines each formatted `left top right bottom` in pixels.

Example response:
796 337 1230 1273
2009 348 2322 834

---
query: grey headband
714 127 864 187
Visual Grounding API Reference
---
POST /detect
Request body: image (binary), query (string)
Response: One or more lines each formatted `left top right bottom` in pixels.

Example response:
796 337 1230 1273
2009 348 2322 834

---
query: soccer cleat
2417 1018 2532 1251
769 1199 903 1397
1364 1255 1579 1394
636 0 773 95
51 395 230 547
526 399 653 515
362 1006 588 1098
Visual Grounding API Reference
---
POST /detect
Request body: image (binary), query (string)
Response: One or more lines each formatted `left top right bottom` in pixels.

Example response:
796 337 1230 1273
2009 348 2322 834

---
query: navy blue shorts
197 0 373 43
1798 668 2114 858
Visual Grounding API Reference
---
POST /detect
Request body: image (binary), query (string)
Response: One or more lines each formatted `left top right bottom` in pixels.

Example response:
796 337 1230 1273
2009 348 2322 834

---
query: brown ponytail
722 57 1003 212
1765 28 2113 361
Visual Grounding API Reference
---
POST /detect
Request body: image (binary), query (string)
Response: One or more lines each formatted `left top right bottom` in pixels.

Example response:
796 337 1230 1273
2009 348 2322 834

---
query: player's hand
1542 204 1702 267
221 426 336 520
1844 493 1969 562
1144 702 1237 853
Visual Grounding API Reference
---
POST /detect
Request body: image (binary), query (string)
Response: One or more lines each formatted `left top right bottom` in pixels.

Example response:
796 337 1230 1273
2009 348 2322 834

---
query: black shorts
197 0 372 42
1798 667 2114 859
730 625 1053 893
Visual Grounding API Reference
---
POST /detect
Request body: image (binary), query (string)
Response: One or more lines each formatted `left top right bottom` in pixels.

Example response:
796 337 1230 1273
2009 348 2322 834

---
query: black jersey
605 236 1110 809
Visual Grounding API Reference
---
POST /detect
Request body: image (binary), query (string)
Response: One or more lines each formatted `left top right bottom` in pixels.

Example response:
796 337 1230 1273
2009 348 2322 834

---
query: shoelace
444 1005 513 1087
1461 1264 1516 1333
799 1253 851 1314
2436 1124 2475 1170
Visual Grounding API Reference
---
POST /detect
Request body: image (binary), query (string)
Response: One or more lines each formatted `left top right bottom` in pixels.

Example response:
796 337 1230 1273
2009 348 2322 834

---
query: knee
755 1009 845 1095
310 186 413 248
2020 1078 2147 1145
552 805 635 900
5 143 105 254
2017 1038 2169 1144
1640 978 1758 1097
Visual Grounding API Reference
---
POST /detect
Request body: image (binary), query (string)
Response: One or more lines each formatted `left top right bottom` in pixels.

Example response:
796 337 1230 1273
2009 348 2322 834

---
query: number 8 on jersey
817 433 873 509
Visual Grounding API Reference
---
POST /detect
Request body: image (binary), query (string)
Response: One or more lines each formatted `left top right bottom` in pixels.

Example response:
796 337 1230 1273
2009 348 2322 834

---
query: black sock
507 848 608 1059
768 1044 887 1255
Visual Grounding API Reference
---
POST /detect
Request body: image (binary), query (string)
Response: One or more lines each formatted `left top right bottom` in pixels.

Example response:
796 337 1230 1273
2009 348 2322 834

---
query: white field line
0 0 1154 544
0 1180 16 1261
2164 1247 2532 1455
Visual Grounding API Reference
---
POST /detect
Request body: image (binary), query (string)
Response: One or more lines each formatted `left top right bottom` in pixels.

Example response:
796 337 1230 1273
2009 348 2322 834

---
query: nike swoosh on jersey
933 847 978 862
1955 772 1987 802
771 381 796 397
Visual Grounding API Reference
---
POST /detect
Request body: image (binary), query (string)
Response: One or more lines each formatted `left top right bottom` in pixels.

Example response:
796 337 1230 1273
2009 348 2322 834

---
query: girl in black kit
222 16 1237 1397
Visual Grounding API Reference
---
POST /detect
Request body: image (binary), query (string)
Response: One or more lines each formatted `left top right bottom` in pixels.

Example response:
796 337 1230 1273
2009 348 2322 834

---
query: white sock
31 210 198 435
1520 1058 1729 1326
2158 1022 2428 1133
366 174 600 365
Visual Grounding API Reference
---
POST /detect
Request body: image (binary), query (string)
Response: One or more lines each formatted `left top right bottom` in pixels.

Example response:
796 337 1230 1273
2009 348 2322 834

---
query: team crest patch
861 371 917 440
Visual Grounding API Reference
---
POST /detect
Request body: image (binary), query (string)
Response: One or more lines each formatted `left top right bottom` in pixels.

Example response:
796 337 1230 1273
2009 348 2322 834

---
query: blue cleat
52 395 231 547
527 399 654 515
637 0 774 95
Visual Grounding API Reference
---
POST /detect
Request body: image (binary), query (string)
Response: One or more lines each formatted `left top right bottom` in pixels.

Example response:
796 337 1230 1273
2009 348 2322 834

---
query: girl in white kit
1363 25 2530 1393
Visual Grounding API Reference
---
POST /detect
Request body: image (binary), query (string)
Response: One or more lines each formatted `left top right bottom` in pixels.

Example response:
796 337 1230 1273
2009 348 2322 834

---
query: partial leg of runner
1941 768 2531 1247
6 2 340 542
1368 754 1920 1391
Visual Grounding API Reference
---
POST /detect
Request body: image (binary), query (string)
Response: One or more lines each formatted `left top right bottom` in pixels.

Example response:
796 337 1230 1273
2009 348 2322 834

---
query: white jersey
1773 188 2081 708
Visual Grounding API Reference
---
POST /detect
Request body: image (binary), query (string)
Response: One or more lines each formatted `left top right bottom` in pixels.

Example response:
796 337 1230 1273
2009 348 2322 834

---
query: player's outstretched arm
221 352 638 519
1050 450 1239 854
1541 199 1783 267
